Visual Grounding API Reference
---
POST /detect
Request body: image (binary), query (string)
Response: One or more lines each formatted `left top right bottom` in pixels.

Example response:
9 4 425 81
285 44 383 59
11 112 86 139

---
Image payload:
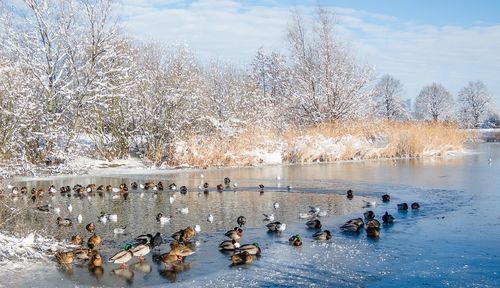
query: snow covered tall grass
170 121 468 167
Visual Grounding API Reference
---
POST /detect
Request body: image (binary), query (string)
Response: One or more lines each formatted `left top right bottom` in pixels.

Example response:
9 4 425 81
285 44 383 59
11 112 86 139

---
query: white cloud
116 0 500 105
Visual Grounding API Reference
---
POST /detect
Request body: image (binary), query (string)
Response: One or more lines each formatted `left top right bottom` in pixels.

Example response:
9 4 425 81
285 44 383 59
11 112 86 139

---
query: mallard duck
225 227 243 240
347 189 353 200
57 217 72 226
203 182 209 189
55 251 74 264
231 251 253 265
106 185 113 192
382 211 395 223
160 252 183 269
131 182 138 189
258 184 264 190
71 235 83 245
180 186 187 193
289 234 302 246
266 221 281 231
20 186 28 194
341 218 364 231
167 182 175 190
109 244 133 268
238 243 261 255
237 215 246 227
88 234 102 249
313 230 332 240
86 223 96 233
411 202 420 210
152 232 163 248
136 233 153 244
216 184 224 192
397 203 409 211
305 219 322 229
87 184 96 193
224 177 231 185
156 213 171 223
89 251 103 268
382 194 391 202
366 219 381 229
219 239 240 251
366 226 380 238
169 244 195 258
73 247 92 259
131 243 151 262
364 210 375 220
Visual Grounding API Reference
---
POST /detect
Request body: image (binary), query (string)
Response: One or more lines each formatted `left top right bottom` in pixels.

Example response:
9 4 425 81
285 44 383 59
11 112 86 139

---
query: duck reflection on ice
159 262 192 283
89 266 104 279
131 261 152 274
111 268 134 284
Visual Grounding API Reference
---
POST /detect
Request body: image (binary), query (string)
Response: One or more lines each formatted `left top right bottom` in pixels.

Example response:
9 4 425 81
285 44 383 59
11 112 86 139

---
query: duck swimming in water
382 194 391 202
305 219 322 229
411 202 420 210
397 203 409 211
289 234 302 246
382 211 395 223
313 230 332 240
237 215 246 227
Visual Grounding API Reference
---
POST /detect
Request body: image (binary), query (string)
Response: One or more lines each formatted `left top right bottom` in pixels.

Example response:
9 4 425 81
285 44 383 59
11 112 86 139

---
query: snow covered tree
457 81 493 128
287 7 374 124
373 75 408 120
415 83 455 121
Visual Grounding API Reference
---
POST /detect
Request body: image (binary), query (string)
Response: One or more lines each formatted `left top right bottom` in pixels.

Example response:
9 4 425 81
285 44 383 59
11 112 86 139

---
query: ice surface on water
0 143 499 287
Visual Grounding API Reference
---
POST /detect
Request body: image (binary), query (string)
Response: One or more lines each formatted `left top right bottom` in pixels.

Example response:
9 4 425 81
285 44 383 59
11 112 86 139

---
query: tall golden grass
169 121 469 167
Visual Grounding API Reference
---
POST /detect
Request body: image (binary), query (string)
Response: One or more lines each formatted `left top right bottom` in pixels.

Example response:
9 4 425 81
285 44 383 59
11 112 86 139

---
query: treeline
0 1 496 168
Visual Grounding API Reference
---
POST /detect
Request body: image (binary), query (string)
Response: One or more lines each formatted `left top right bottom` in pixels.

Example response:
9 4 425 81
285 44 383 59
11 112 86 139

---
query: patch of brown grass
168 121 469 167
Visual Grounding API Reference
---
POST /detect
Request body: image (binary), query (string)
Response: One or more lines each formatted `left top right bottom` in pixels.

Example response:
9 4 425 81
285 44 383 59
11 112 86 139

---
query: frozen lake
0 143 499 287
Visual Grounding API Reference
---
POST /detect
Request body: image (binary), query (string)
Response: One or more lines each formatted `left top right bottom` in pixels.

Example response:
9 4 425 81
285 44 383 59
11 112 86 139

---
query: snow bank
0 232 67 272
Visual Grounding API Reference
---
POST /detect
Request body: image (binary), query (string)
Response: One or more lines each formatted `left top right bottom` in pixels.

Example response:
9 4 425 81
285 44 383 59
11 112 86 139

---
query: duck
106 185 113 192
156 213 171 223
364 210 375 220
305 219 322 229
289 234 302 246
89 251 103 268
366 226 380 238
313 230 332 240
73 247 92 259
276 223 286 233
57 217 72 226
266 221 281 232
411 202 420 210
219 239 240 251
156 181 164 191
86 223 96 233
238 243 261 255
237 215 246 227
180 186 187 193
48 185 57 194
88 234 102 249
216 184 224 191
169 243 195 258
172 226 198 242
152 232 163 248
131 182 138 189
273 202 280 210
131 243 151 262
258 184 264 191
309 206 320 214
397 203 409 211
366 219 381 229
224 177 231 186
55 251 74 264
224 227 243 240
207 214 214 223
382 211 395 223
340 218 364 232
136 234 153 244
108 244 134 268
160 252 183 269
231 251 253 265
382 194 391 202
263 213 274 221
71 235 83 245
203 182 209 189
36 204 51 213
347 189 354 200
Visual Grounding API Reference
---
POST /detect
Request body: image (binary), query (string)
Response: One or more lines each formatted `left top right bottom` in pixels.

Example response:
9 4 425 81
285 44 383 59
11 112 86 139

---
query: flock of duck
3 176 421 282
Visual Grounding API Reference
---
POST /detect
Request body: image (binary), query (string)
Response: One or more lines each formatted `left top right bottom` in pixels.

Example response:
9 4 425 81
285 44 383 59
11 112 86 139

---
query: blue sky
118 0 500 107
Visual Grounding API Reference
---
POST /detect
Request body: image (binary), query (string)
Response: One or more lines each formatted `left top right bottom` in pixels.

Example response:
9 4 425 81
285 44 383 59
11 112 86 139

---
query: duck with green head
289 235 302 246
109 243 134 269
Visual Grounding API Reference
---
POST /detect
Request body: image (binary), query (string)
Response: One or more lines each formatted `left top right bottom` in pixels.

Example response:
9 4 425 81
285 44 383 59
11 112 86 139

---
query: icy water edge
0 143 499 287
